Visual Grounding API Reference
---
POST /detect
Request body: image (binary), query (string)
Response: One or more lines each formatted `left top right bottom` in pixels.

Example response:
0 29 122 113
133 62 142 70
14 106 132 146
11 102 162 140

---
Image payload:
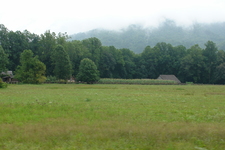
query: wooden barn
157 75 181 83
1 71 14 82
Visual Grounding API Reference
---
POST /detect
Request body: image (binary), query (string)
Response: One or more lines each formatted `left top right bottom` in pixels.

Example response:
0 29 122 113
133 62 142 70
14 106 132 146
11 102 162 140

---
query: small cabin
157 75 181 83
1 71 14 82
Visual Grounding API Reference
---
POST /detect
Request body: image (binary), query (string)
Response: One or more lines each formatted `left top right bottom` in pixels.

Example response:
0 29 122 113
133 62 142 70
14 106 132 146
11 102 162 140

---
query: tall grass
0 84 225 149
98 78 178 84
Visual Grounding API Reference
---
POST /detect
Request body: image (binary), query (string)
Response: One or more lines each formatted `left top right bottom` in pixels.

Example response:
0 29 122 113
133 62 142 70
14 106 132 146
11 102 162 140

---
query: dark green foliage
0 45 8 73
38 30 57 76
77 58 100 84
0 78 7 88
141 43 184 79
15 50 46 84
108 46 125 78
46 76 57 83
214 63 225 84
66 40 90 76
1 23 225 84
203 41 218 83
82 37 101 66
56 32 69 47
0 25 41 71
120 48 136 79
6 31 30 71
51 45 72 80
99 46 116 78
180 45 205 83
141 46 158 78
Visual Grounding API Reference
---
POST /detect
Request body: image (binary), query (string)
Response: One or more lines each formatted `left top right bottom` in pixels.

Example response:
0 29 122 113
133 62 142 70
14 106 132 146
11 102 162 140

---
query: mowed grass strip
0 84 225 149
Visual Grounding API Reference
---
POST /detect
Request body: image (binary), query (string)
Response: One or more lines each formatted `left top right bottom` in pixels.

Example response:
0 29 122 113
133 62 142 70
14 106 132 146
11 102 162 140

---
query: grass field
0 84 225 150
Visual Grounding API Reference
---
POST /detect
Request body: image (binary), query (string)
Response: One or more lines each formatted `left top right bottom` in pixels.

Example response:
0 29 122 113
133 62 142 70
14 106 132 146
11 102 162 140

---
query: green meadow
0 84 225 150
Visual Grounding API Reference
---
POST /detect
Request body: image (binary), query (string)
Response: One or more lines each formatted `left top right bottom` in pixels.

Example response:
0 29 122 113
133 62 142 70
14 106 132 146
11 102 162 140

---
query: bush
186 82 194 85
46 76 57 82
0 78 7 88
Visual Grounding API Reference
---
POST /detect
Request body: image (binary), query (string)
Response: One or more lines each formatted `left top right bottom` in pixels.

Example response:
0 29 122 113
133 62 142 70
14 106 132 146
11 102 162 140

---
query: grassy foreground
0 84 225 150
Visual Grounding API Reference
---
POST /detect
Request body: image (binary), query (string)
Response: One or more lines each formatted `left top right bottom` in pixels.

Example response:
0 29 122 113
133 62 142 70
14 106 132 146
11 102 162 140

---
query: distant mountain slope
70 20 225 53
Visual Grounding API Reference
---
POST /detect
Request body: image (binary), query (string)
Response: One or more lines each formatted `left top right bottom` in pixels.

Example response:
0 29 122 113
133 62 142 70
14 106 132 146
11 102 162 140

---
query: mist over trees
71 20 225 53
1 23 225 84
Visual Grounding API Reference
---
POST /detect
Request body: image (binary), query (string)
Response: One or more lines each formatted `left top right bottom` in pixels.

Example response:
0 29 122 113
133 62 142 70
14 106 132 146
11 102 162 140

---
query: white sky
1 0 225 35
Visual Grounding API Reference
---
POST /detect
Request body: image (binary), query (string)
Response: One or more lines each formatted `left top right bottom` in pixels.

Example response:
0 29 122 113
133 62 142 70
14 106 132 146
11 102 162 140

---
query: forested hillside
71 20 225 53
1 24 225 84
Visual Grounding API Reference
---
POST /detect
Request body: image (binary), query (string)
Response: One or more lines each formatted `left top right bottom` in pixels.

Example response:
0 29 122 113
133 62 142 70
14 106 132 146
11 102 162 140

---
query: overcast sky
1 0 225 35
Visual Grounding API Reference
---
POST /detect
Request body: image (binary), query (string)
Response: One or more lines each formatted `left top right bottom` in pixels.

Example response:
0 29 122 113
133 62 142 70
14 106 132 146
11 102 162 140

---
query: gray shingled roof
157 75 181 83
1 71 14 78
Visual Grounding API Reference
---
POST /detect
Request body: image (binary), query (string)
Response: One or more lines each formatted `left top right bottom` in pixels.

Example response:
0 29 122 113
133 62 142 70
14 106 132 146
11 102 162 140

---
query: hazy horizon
1 0 225 35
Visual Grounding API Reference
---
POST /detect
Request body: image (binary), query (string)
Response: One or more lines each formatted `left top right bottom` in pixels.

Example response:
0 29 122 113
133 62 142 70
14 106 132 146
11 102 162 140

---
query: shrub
46 76 57 82
186 82 194 85
0 78 7 88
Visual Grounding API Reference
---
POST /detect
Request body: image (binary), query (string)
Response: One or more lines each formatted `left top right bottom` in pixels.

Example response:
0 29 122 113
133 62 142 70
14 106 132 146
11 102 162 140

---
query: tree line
1 24 225 84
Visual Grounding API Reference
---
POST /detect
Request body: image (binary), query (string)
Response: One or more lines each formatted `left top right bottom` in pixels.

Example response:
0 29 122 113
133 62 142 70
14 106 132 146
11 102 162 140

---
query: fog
1 0 225 34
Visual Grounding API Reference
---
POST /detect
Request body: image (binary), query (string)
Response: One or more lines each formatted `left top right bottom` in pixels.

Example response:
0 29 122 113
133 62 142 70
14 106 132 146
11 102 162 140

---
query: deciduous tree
51 45 72 80
180 45 205 83
66 40 90 76
214 63 225 84
38 30 57 76
99 46 116 78
76 58 99 84
0 45 8 73
203 41 218 83
15 50 46 83
7 31 29 71
82 37 101 67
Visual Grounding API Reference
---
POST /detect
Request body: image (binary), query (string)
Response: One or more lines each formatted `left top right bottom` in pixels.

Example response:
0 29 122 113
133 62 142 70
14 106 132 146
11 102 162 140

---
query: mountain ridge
70 20 225 53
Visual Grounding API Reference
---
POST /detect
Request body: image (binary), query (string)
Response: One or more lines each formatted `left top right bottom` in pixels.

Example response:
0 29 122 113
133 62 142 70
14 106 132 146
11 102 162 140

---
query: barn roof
157 75 181 83
1 71 14 78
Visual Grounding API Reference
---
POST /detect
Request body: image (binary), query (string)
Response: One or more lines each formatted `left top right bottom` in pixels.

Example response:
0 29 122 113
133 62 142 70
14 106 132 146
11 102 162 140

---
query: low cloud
1 0 225 34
